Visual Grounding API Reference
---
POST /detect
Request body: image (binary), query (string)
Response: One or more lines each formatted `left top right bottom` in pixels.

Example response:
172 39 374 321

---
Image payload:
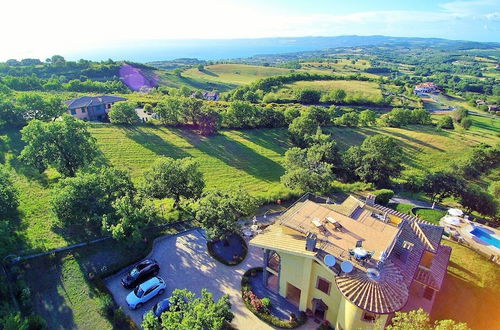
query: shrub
241 268 306 329
97 294 115 317
373 189 394 205
261 297 272 309
437 115 454 129
143 103 153 114
296 89 321 104
27 313 47 330
461 117 472 130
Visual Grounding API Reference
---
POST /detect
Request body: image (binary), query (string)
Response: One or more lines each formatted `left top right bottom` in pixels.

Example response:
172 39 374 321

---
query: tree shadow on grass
121 126 190 159
432 272 500 330
235 128 291 155
385 127 446 152
23 255 77 330
170 128 285 182
199 69 220 77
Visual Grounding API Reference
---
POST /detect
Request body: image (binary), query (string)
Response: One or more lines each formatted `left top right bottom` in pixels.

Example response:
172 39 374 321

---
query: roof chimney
305 232 317 252
366 194 376 206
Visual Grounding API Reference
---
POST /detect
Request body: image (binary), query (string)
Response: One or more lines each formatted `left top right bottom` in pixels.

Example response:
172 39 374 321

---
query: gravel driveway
105 229 273 329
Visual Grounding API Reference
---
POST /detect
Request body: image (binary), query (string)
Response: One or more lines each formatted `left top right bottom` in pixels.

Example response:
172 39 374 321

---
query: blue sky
0 0 499 60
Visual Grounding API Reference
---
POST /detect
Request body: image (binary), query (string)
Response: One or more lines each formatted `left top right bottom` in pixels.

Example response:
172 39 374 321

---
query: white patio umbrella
448 208 463 217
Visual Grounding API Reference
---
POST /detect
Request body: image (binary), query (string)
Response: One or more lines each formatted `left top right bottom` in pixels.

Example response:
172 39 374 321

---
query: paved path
390 195 448 212
105 229 274 329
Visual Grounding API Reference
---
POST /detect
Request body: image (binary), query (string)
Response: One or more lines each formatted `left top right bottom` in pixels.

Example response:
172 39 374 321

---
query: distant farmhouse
64 95 126 121
414 82 444 95
191 91 219 101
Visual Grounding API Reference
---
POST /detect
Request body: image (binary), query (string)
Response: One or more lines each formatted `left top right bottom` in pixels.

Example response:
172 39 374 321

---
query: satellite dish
323 254 336 267
341 261 354 273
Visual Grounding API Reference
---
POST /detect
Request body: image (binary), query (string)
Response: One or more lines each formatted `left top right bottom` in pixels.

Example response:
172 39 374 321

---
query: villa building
64 95 127 121
250 194 451 329
414 82 443 95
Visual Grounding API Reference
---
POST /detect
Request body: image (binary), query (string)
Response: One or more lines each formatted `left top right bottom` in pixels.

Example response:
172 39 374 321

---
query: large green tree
142 288 233 330
108 101 140 124
20 114 98 176
155 96 182 125
288 113 319 147
195 189 257 241
457 184 497 218
296 88 321 104
103 195 157 242
197 104 221 136
422 171 465 203
281 145 335 194
142 157 205 207
344 135 403 187
17 93 66 121
52 166 135 233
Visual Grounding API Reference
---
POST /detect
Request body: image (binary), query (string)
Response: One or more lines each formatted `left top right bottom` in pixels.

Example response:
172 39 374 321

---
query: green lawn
388 203 414 215
432 240 500 330
2 114 498 253
27 255 113 330
24 226 181 330
414 208 447 224
182 64 292 87
90 125 291 196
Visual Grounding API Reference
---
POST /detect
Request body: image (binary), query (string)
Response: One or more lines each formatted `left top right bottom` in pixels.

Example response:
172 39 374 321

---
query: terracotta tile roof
250 194 451 315
414 245 452 290
335 260 409 314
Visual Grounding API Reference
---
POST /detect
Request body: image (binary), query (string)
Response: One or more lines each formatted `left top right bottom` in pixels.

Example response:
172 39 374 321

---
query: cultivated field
182 64 292 86
290 80 381 97
2 115 498 253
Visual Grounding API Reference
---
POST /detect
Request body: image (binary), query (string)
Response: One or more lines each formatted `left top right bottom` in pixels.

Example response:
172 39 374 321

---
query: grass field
432 240 500 330
290 80 381 98
182 64 291 87
24 225 181 330
2 114 498 253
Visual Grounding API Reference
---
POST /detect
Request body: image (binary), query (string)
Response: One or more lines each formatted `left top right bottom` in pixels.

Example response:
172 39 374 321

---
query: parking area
105 229 273 329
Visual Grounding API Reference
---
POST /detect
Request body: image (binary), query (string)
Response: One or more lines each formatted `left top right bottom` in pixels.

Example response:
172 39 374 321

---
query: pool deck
440 216 500 262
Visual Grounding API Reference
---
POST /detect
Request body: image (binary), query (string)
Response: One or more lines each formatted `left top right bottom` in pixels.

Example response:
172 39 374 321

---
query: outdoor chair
333 222 343 231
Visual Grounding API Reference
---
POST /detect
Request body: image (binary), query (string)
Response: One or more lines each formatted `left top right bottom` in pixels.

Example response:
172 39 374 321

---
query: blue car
126 277 166 309
143 298 170 320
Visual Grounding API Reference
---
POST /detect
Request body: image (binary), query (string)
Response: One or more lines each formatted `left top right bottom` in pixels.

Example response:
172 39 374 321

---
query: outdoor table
326 216 337 224
353 247 368 259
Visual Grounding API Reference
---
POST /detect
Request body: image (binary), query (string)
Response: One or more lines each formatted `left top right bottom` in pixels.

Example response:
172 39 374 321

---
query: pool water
470 227 500 248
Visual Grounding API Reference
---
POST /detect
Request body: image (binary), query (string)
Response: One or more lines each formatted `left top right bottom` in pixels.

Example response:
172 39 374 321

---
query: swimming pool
470 227 500 248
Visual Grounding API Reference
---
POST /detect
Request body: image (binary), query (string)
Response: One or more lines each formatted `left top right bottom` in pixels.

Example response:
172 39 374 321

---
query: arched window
267 251 280 272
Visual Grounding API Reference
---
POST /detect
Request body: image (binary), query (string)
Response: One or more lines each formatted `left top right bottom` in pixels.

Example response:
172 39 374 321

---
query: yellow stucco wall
306 261 342 322
277 251 390 330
